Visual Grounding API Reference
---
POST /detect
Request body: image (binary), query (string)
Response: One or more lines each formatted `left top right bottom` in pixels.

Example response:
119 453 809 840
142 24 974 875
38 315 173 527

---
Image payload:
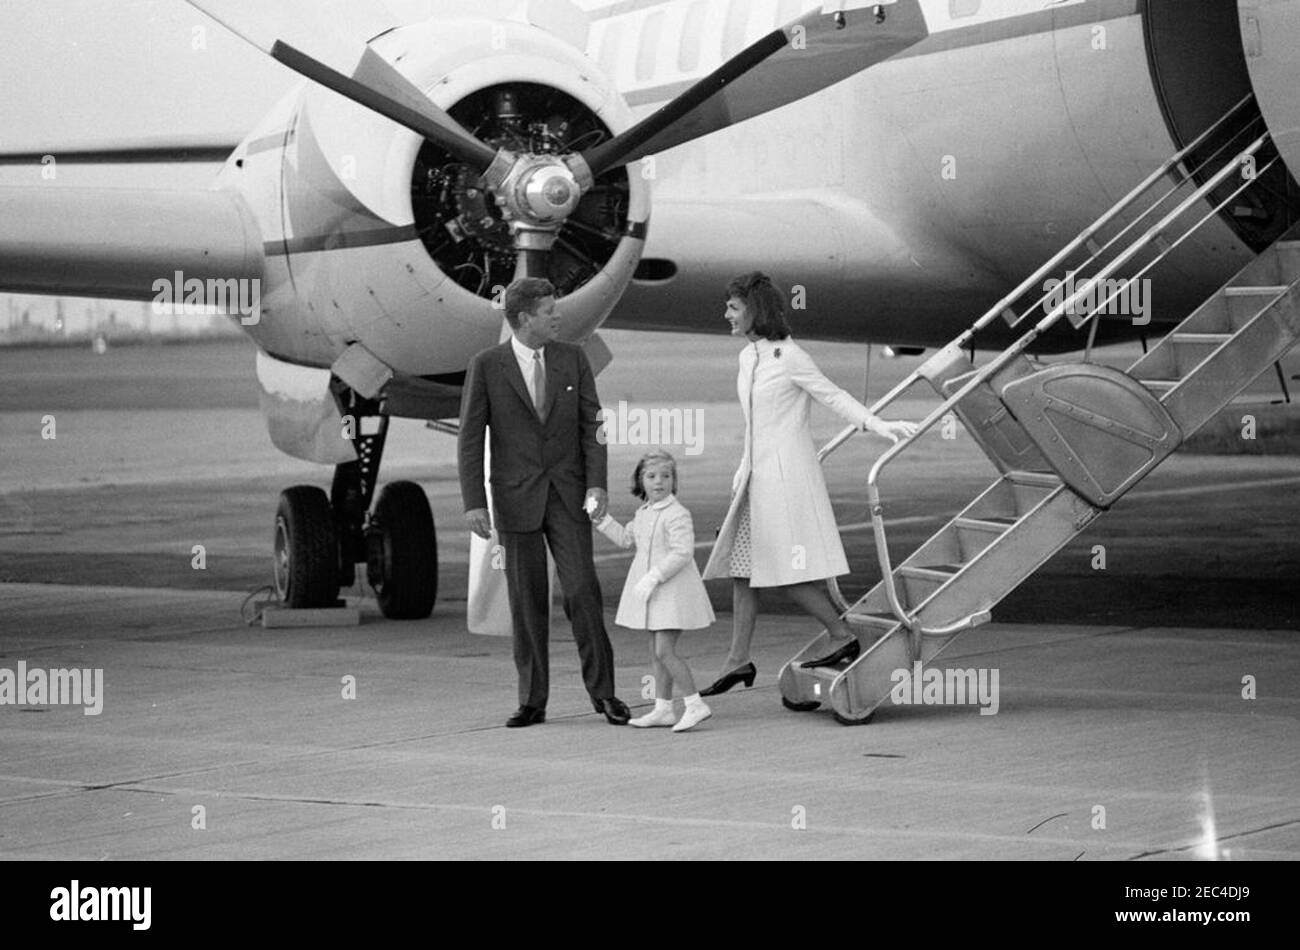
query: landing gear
269 381 440 620
367 481 438 619
273 486 340 608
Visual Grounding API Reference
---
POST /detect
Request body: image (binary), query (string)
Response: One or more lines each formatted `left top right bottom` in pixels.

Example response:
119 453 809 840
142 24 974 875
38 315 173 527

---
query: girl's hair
727 271 791 341
630 450 679 500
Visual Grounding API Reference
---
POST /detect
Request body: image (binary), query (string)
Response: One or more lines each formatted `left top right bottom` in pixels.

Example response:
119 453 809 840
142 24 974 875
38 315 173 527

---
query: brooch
774 347 782 358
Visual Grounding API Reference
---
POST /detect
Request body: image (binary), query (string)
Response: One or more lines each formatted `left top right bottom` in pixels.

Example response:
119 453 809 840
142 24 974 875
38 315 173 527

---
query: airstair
778 95 1300 724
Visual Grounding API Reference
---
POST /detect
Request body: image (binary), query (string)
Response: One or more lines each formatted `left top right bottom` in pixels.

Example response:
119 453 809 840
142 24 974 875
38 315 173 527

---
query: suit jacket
458 339 607 533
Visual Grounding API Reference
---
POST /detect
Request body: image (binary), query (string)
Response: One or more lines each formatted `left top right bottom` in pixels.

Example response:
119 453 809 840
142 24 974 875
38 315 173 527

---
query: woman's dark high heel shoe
800 638 861 669
700 662 757 697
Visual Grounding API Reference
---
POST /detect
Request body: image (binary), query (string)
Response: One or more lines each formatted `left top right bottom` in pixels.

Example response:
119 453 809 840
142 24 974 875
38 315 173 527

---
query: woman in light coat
699 272 919 696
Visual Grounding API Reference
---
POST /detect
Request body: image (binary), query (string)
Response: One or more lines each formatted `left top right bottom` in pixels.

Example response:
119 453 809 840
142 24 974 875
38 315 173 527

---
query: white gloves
633 570 662 600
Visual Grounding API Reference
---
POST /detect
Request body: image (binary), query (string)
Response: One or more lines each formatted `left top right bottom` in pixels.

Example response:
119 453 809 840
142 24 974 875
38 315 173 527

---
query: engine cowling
219 11 649 379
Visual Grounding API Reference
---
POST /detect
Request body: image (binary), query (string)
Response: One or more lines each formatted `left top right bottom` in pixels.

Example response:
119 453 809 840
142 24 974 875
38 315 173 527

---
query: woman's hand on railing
865 418 921 443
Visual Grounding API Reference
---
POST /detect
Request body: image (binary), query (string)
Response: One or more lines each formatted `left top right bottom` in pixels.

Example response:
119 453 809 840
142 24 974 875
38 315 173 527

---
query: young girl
594 451 716 732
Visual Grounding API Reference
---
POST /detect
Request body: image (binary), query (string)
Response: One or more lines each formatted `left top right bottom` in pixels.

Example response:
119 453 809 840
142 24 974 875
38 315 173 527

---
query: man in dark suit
458 277 630 728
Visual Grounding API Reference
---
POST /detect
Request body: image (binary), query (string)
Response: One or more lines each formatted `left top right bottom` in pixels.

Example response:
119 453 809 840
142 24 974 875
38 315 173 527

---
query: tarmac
1 334 1297 860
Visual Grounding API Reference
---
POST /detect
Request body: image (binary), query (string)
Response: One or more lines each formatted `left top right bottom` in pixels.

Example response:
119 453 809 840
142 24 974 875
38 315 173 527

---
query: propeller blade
271 42 499 170
580 2 929 176
185 0 498 171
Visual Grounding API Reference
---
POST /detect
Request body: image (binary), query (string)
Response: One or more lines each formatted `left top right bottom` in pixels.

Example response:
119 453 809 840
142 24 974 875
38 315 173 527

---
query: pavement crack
1127 816 1300 859
1026 812 1069 835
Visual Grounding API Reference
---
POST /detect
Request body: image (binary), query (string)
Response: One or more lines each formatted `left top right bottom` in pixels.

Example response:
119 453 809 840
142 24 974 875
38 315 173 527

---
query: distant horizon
1 294 240 343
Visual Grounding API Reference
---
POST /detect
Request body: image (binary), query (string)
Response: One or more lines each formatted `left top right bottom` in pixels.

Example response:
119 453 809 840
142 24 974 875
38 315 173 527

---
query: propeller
186 1 927 285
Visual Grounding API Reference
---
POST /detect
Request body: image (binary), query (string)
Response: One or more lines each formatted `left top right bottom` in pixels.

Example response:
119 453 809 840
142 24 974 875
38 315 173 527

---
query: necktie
532 350 547 419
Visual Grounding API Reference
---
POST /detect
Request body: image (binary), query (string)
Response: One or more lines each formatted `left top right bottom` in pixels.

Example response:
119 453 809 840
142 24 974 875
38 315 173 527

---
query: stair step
847 612 902 630
801 665 844 684
954 517 1012 533
1170 332 1233 345
1224 285 1288 297
1006 471 1063 489
916 563 963 575
899 565 960 582
1140 379 1178 395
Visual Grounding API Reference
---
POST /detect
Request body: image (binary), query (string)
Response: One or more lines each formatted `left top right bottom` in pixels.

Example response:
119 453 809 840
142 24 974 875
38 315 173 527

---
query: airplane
2 0 1298 633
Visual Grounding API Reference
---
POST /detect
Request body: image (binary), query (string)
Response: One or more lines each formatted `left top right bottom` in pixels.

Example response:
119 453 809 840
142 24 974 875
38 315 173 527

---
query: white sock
655 698 674 713
684 693 704 708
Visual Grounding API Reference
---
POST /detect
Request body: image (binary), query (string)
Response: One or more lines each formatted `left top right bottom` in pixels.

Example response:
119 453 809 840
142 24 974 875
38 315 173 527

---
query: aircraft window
598 20 625 79
721 0 752 58
637 10 665 81
679 1 708 72
950 0 981 16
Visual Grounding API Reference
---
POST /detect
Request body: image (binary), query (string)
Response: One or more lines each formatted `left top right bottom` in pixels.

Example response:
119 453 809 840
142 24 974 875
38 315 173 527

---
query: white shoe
672 701 712 733
629 706 677 728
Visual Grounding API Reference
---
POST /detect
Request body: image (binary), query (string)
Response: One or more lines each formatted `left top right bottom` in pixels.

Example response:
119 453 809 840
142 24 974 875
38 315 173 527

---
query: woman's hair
727 271 791 341
630 450 679 500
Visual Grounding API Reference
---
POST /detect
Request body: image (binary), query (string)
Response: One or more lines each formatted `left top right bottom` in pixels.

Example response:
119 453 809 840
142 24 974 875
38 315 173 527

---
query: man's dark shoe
506 705 546 728
592 697 631 725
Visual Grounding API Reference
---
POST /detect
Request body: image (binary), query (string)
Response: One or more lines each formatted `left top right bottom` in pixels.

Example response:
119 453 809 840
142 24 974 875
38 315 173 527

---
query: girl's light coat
599 495 716 630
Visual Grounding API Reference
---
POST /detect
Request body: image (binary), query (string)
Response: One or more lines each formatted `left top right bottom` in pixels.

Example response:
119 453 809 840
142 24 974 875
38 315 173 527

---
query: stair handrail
1047 111 1267 335
863 129 1273 633
1075 151 1284 346
1050 132 1273 327
818 94 1258 468
817 95 1258 616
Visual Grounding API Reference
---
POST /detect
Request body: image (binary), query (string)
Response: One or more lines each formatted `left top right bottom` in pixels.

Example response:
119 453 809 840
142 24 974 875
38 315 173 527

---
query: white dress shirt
510 334 546 408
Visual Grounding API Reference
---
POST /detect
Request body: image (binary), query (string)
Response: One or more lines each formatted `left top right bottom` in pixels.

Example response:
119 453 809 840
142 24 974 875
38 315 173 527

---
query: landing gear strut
270 380 439 619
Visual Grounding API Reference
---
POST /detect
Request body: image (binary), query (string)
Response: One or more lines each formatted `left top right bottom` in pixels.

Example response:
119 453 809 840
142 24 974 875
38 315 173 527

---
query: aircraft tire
368 481 437 620
274 486 340 608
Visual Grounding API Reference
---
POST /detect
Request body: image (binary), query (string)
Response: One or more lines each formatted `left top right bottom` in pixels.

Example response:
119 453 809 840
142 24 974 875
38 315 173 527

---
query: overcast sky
0 0 610 189
0 0 295 188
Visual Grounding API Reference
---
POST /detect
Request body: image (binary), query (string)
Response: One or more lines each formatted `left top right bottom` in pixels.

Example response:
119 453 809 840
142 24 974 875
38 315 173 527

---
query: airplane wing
0 135 243 165
0 186 264 300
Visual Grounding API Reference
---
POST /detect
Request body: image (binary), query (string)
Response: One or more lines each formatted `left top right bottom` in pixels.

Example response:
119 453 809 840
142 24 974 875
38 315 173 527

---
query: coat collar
643 494 677 511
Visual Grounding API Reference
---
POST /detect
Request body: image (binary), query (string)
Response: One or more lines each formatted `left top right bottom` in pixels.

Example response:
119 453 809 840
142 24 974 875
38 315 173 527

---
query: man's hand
586 488 608 522
466 509 492 540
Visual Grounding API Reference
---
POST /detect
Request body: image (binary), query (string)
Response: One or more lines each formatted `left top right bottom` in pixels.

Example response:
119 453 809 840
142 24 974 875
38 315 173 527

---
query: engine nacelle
218 7 649 381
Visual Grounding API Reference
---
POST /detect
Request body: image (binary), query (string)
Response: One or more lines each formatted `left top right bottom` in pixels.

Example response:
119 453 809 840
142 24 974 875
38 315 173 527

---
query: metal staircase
778 95 1300 724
